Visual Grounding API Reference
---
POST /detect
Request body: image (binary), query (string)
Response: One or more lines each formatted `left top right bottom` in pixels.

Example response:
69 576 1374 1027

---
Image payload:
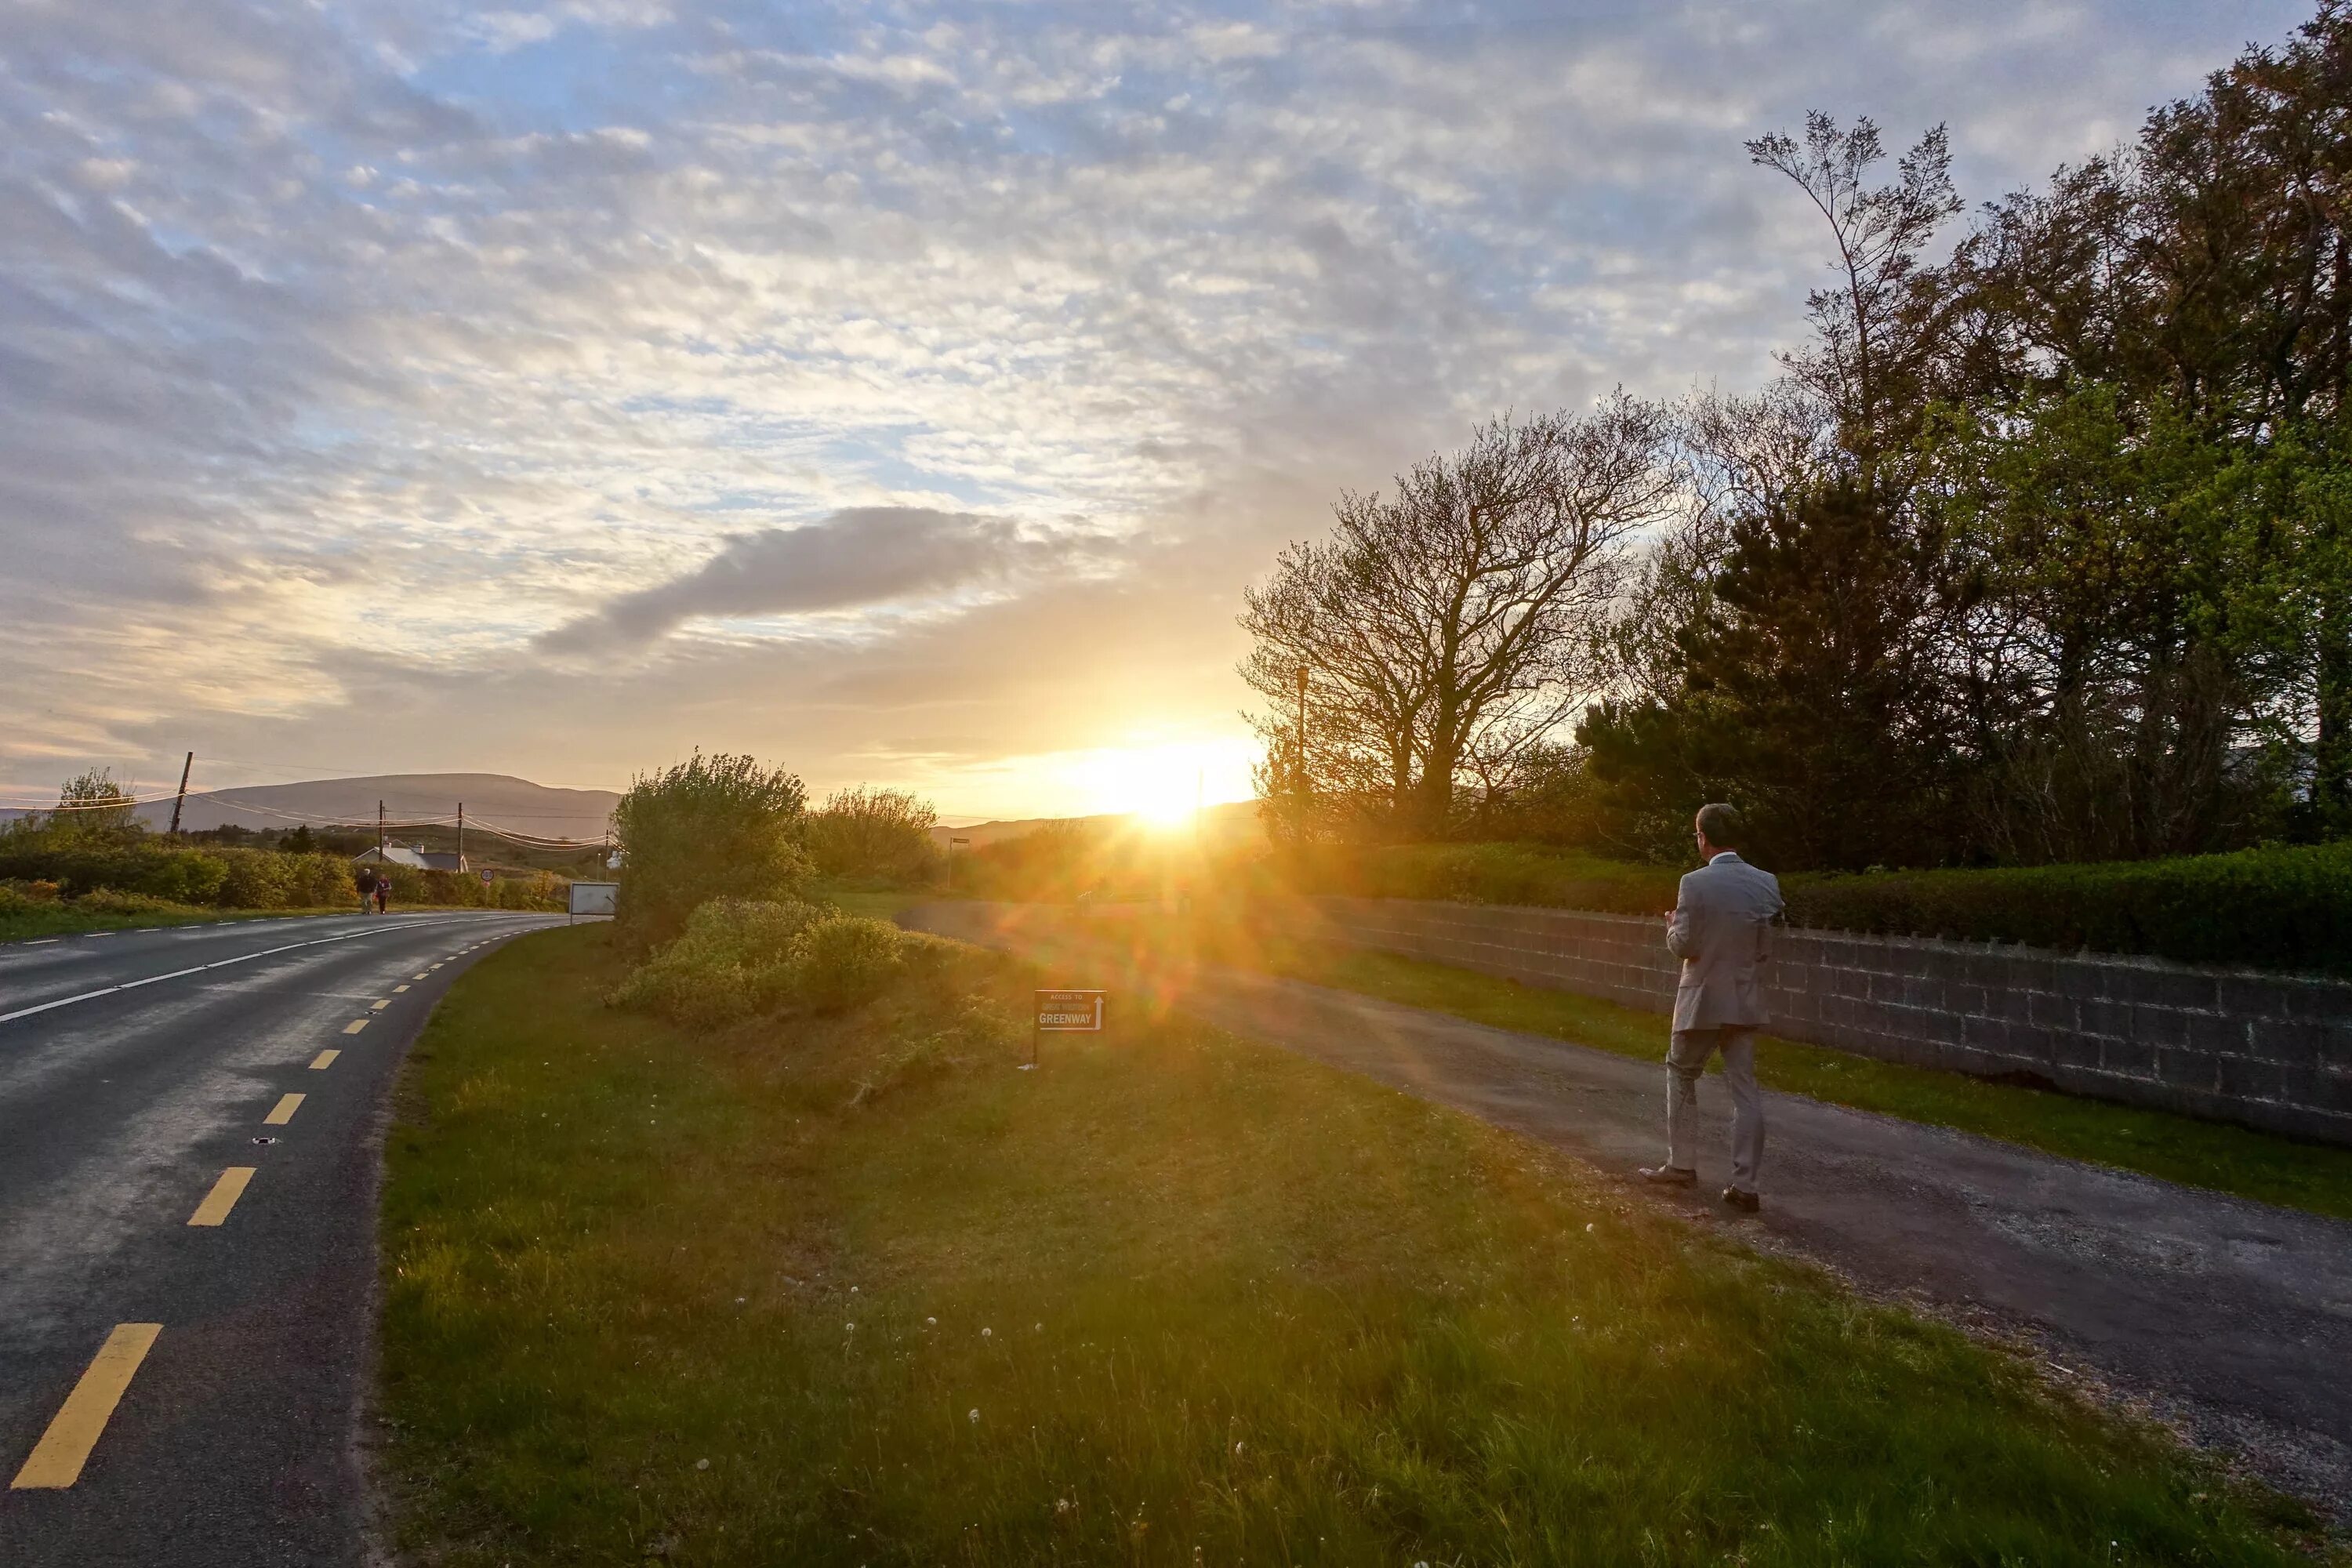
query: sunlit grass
376 925 2325 1565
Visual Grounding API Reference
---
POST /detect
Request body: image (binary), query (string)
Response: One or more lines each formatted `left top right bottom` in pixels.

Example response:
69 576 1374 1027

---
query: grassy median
378 924 2326 1566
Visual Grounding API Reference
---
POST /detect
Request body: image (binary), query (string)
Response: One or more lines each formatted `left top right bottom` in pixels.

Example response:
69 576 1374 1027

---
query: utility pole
378 800 386 861
456 802 465 870
167 752 194 837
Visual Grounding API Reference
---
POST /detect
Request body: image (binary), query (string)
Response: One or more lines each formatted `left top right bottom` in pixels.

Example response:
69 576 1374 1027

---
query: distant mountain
931 799 1264 850
132 772 620 841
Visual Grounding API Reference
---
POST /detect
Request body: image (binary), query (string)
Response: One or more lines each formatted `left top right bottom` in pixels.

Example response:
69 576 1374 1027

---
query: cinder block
2129 968 2220 1012
2129 1004 2190 1048
2029 991 2079 1029
2185 1011 2251 1057
2101 1040 2157 1078
2052 1032 2105 1071
2217 975 2290 1021
2276 978 2352 1022
2158 1048 2221 1091
2217 1057 2285 1103
2248 1018 2328 1069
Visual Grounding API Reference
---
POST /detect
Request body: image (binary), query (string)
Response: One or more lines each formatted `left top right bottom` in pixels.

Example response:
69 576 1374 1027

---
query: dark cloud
537 507 1116 652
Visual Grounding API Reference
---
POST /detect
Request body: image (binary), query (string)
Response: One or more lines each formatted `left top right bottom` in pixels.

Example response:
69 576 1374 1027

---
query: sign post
1031 988 1105 1068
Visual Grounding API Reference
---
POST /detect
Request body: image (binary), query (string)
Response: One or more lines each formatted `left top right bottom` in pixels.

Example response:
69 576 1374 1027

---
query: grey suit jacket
1666 851 1786 1032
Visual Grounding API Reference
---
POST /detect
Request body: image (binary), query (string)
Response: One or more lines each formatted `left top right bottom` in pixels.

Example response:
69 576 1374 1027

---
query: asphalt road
0 909 564 1566
909 902 2352 1513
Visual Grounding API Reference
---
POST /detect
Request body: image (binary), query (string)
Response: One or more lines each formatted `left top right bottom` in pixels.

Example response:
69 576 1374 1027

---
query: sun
1078 743 1210 828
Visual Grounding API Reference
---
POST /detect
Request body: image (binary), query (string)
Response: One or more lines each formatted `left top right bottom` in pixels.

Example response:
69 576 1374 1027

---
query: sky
0 0 2313 824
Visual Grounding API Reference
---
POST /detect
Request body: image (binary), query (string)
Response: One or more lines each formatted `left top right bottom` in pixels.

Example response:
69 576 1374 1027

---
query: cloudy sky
0 0 2309 822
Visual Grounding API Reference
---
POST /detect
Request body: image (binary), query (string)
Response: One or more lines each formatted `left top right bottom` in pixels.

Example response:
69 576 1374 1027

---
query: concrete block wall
1295 897 2352 1147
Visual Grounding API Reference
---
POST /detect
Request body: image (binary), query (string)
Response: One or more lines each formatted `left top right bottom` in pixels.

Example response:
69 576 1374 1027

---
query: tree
804 786 942 885
1748 114 1964 477
611 753 810 952
284 823 318 855
1240 394 1675 839
52 768 141 845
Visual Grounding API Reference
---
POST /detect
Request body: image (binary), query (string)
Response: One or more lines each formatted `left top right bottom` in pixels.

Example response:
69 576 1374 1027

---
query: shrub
1781 842 2352 974
72 888 180 915
787 914 906 1012
612 753 811 952
805 785 942 885
215 849 296 910
1272 837 2352 974
608 897 829 1028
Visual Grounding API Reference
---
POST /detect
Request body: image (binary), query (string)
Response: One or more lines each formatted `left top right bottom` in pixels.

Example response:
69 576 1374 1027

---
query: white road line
0 916 537 1026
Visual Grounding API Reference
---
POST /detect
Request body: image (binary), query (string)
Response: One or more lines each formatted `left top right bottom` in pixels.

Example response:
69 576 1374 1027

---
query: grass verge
0 903 363 942
964 905 2352 1223
379 924 2328 1565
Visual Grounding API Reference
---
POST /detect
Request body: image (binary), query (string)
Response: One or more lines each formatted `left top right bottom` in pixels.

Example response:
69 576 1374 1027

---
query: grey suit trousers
1666 1027 1764 1193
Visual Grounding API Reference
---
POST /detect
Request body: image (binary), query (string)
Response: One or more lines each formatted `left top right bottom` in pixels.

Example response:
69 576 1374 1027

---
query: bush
1272 836 2352 974
805 786 942 885
72 888 181 915
612 753 811 953
787 914 906 1012
1781 842 2352 974
608 897 829 1028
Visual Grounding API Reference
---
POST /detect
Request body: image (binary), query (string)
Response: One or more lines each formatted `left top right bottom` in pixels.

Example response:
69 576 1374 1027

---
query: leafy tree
611 753 809 953
51 768 142 845
804 786 942 885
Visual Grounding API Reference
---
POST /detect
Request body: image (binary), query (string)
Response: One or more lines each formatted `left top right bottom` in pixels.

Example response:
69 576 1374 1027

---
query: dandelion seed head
968 1408 980 1423
982 1327 992 1338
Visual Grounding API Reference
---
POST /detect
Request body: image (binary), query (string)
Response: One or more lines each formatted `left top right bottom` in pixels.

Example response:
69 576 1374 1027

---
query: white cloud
0 0 2315 814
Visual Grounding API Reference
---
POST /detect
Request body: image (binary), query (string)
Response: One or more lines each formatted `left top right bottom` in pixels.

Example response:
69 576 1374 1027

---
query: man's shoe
1637 1165 1697 1188
1721 1187 1761 1214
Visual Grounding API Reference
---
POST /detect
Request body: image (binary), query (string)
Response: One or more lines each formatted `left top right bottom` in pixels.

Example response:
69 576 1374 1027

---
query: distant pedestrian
355 866 378 915
1639 803 1784 1213
375 877 390 915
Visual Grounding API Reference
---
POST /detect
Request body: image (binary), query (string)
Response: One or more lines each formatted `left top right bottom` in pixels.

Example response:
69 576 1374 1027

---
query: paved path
0 910 562 1566
909 903 2352 1508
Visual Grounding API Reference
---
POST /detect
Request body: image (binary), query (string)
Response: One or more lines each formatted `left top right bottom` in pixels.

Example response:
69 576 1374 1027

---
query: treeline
1247 2 2352 873
0 769 565 913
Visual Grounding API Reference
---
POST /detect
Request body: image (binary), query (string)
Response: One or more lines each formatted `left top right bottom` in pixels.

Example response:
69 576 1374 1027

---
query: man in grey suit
1639 802 1784 1212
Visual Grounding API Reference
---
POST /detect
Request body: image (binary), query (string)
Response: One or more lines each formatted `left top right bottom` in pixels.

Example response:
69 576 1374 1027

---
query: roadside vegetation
379 923 2329 1565
949 903 2352 1224
0 767 568 940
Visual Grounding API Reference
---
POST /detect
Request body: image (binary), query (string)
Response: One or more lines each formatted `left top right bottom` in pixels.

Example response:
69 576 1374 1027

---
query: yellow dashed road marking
10 1324 163 1489
263 1093 304 1126
342 1018 368 1035
393 984 410 993
310 1049 339 1070
187 1167 255 1227
412 972 429 981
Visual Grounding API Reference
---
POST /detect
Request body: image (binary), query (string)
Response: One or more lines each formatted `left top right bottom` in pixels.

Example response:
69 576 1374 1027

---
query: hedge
1276 839 2352 975
0 835 566 913
1780 844 2352 975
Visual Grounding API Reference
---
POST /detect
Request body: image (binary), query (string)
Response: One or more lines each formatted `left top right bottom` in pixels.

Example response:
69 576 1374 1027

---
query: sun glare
1074 741 1250 828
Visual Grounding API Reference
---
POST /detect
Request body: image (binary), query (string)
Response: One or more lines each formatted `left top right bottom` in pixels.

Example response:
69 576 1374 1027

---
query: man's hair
1695 801 1741 847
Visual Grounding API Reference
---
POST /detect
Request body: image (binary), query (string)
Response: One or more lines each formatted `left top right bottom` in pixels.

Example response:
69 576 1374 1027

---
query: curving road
0 910 563 1566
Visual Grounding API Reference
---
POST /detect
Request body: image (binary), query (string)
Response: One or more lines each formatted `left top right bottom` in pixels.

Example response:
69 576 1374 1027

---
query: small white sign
568 880 619 918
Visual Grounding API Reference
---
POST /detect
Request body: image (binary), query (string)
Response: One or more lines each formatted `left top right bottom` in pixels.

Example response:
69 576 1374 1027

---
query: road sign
1034 989 1105 1031
479 870 494 885
568 880 619 922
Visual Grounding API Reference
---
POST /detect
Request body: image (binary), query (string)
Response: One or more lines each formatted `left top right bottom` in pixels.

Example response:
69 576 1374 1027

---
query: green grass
0 903 361 942
1273 946 2352 1223
378 925 2330 1566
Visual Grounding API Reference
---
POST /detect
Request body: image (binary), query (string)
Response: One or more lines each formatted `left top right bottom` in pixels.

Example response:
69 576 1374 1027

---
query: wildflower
968 1409 980 1424
925 1316 937 1327
982 1327 992 1338
1233 1441 1244 1455
845 1323 855 1332
695 1458 710 1471
1055 1498 1071 1514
